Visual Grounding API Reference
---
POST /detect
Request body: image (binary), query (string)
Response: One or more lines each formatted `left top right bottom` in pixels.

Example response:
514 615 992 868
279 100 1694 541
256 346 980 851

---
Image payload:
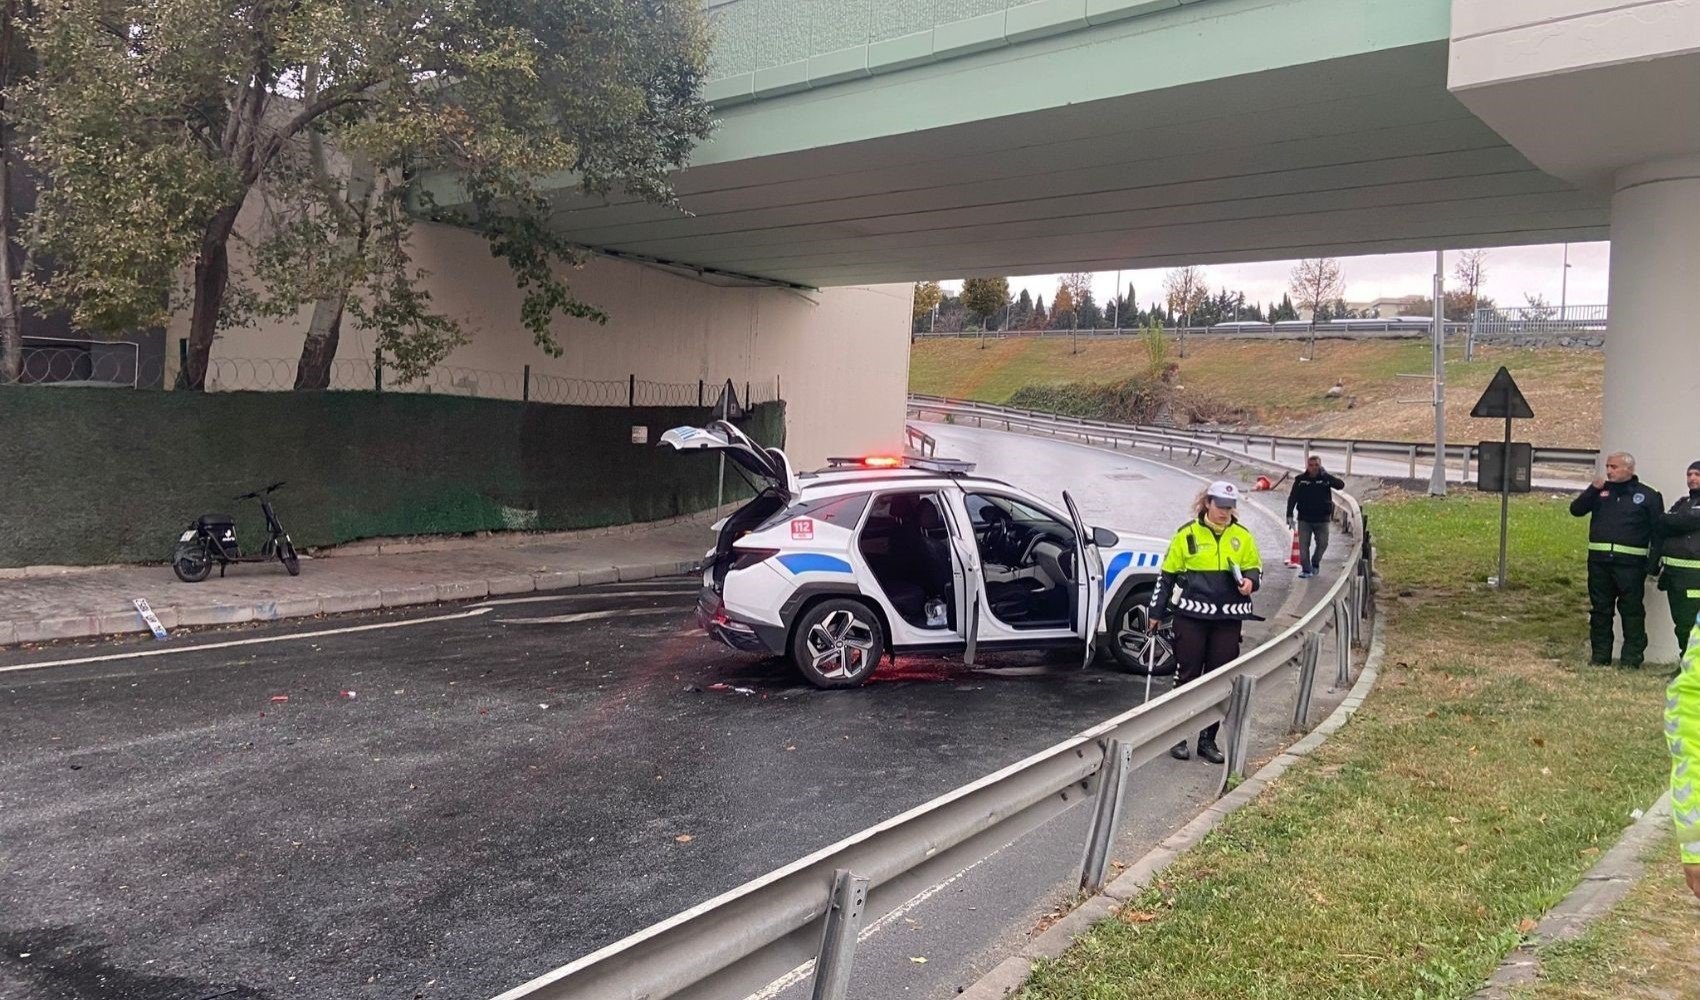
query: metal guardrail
903 423 937 457
906 394 1600 482
913 321 1469 341
492 414 1373 1000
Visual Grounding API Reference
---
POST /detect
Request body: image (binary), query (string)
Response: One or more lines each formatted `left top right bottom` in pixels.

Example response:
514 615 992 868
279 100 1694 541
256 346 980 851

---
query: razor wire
1 345 782 412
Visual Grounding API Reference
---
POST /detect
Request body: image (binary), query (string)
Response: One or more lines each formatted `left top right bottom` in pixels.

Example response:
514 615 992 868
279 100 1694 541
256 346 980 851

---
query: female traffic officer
1149 480 1262 765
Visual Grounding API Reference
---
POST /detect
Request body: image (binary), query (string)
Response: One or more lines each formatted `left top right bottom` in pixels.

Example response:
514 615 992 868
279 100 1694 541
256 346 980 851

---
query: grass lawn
1511 833 1700 999
909 338 1602 447
1017 493 1672 1000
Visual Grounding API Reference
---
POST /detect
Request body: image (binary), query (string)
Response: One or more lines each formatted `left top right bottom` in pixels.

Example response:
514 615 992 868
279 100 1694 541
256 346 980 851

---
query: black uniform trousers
1665 568 1700 655
1172 615 1243 743
1587 560 1648 664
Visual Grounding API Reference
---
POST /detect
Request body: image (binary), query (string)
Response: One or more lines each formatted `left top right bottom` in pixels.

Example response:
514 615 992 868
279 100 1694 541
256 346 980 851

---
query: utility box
1477 441 1532 493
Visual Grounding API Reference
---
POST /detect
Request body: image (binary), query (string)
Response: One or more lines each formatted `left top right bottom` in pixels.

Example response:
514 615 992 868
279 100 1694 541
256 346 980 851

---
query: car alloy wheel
805 609 878 681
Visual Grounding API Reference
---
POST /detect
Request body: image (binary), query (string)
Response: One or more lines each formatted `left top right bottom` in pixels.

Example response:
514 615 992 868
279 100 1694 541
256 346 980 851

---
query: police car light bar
821 455 978 474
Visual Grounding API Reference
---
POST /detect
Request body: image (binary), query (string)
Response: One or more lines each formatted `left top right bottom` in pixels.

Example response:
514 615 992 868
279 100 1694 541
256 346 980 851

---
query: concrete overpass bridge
480 0 1619 288
425 0 1699 651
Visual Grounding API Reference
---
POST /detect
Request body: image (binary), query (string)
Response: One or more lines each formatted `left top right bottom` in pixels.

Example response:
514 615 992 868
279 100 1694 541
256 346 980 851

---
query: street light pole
1429 250 1448 497
1112 268 1122 332
1560 242 1571 316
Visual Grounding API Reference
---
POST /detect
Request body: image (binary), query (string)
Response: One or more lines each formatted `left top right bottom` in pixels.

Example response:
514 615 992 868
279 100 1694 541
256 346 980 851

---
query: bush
1007 371 1174 424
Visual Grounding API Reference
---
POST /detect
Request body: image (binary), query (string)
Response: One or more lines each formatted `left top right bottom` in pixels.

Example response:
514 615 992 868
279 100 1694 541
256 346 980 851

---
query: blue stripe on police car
777 553 854 575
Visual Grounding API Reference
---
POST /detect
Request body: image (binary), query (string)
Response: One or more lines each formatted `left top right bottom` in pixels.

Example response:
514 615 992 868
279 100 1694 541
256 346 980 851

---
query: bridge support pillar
1604 153 1700 664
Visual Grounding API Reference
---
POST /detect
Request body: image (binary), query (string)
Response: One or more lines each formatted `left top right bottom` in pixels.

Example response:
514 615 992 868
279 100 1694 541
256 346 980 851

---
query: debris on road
340 690 358 699
269 695 289 704
674 834 693 843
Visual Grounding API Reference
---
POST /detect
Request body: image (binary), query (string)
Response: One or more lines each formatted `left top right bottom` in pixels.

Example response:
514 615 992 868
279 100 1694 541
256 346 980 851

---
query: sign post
1470 366 1535 588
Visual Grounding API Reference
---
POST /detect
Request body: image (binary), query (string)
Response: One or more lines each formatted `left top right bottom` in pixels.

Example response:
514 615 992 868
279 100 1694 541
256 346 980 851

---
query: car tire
791 598 885 689
1104 586 1178 676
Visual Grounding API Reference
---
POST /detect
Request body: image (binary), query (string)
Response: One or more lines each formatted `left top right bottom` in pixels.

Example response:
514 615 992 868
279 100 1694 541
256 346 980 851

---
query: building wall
165 217 915 471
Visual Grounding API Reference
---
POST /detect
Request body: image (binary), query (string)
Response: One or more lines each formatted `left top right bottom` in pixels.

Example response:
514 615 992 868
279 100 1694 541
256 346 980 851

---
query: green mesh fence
0 389 784 567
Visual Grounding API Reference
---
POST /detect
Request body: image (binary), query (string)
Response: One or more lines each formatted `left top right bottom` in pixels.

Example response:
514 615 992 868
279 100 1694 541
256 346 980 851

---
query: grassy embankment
1017 492 1673 1000
910 337 1602 447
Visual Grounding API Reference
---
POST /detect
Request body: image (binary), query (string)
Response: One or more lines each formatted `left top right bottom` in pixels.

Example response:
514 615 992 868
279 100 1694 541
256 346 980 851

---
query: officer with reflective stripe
1570 451 1662 667
1668 612 1700 899
1150 481 1262 765
1658 461 1700 655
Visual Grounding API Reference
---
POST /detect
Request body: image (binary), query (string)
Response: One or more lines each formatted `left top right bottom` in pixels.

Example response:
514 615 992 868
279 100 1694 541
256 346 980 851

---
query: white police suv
661 421 1175 688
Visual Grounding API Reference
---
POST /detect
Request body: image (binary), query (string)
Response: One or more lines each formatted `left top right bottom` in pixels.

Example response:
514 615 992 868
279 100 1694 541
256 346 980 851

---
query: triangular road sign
714 379 745 420
1471 366 1534 419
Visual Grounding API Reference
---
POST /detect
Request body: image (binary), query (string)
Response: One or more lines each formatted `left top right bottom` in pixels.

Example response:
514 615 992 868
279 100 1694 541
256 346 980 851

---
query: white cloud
940 242 1609 312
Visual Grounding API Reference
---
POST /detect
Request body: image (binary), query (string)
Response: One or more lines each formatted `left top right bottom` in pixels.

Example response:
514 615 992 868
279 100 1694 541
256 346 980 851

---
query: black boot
1169 740 1190 761
1196 736 1225 765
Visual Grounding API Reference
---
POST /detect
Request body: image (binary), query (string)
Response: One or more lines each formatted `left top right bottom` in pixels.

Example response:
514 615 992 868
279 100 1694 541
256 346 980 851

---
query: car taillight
729 547 779 571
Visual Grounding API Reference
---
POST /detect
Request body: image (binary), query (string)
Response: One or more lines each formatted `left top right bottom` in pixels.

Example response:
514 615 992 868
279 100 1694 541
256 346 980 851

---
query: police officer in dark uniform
1570 451 1662 667
1658 460 1700 655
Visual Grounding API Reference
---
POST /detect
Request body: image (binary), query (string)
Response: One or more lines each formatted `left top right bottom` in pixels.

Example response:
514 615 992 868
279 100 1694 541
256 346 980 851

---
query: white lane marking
474 589 696 609
0 607 494 676
743 836 1021 1000
496 608 684 626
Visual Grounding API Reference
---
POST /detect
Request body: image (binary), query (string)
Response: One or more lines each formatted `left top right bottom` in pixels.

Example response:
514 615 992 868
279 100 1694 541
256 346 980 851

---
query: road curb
0 559 699 649
1472 791 1676 998
954 609 1387 998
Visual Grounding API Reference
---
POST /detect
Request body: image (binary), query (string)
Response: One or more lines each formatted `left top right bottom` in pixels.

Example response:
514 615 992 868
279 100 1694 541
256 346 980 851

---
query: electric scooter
172 482 300 582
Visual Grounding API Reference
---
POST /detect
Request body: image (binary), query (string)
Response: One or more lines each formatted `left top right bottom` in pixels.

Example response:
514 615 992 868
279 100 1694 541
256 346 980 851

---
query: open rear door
1062 491 1105 668
942 497 984 666
658 420 796 499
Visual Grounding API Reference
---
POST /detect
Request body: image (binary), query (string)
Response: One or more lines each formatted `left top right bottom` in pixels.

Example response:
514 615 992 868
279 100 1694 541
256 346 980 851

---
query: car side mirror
1092 527 1119 547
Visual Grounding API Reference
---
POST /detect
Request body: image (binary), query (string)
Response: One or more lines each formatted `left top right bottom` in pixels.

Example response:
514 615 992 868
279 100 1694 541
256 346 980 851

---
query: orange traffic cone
1287 528 1302 568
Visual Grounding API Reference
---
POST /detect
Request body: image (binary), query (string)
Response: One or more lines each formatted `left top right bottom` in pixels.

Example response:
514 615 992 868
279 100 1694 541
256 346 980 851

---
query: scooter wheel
173 541 213 583
279 537 300 576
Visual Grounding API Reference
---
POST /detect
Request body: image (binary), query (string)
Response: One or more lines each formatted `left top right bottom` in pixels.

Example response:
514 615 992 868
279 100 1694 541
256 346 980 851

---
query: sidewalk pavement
0 516 717 647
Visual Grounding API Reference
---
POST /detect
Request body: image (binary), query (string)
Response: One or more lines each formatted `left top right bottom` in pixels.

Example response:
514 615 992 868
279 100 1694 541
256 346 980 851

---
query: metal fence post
698 379 705 407
809 869 870 1000
628 374 636 407
1333 599 1353 687
1408 445 1418 479
1079 740 1134 894
1344 440 1355 476
522 364 530 403
1292 632 1322 731
1223 675 1258 782
374 355 383 395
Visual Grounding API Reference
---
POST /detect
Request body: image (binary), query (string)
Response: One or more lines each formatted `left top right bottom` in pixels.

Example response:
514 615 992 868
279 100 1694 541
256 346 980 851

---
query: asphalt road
0 428 1309 1000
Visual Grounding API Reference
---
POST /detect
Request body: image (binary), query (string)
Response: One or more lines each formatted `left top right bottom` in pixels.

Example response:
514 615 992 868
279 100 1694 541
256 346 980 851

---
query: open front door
942 497 984 666
1062 491 1105 668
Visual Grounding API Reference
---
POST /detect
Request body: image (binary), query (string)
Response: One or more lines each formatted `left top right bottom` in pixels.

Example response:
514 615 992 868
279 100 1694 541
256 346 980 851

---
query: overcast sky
941 241 1609 311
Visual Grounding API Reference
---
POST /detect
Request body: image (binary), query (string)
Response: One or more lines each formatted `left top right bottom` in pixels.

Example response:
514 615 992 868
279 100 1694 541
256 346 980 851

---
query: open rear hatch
660 421 799 588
